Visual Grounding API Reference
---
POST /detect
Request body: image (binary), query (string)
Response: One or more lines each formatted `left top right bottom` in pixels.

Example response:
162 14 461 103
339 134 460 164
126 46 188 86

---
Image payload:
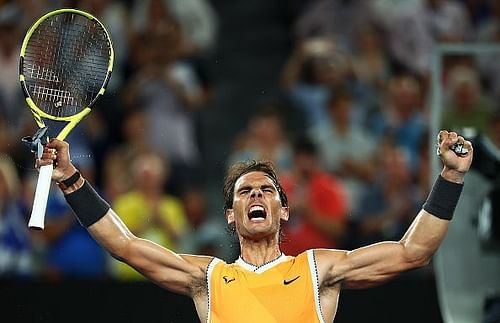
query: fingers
463 139 473 151
437 130 457 144
437 130 473 156
46 138 67 151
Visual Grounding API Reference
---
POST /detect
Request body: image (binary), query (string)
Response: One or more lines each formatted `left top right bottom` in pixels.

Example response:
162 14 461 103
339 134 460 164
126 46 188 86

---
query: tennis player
37 130 472 322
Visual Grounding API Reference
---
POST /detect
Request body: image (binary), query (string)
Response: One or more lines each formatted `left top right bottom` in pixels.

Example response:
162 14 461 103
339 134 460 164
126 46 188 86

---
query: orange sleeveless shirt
206 250 325 323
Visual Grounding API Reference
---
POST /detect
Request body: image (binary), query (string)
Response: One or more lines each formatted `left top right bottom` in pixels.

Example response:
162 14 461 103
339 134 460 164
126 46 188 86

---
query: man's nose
250 189 263 198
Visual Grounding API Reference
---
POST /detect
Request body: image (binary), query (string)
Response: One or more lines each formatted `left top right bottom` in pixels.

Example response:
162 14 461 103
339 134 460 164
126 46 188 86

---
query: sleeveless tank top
206 250 325 323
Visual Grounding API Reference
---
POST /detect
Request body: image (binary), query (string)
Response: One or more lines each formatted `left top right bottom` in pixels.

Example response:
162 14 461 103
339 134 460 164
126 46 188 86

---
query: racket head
19 8 114 138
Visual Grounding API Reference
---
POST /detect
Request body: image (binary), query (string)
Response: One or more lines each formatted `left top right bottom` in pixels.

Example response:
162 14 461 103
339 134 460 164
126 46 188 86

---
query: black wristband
57 171 81 190
423 175 464 220
65 180 110 227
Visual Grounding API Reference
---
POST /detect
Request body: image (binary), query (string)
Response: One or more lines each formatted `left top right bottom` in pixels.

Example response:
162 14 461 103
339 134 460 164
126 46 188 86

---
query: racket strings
23 12 110 118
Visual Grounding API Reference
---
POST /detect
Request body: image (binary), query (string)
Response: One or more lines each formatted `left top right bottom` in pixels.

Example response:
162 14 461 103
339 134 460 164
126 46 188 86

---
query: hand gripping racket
19 8 114 229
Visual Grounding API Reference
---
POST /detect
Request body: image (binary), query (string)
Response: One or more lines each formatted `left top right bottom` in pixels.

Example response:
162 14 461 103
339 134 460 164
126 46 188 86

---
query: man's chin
239 225 278 241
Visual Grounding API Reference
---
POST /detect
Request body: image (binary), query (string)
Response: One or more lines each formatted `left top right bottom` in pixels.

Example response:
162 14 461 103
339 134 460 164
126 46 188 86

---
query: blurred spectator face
294 152 317 179
381 147 411 186
249 114 283 145
123 110 147 143
310 56 338 84
148 0 176 35
454 82 479 108
301 38 341 84
182 190 207 228
328 94 351 126
448 66 481 109
389 76 421 119
358 28 381 53
132 153 168 194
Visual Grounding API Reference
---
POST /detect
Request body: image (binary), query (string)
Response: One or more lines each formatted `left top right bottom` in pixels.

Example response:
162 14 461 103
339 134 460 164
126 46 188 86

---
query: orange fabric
208 252 322 323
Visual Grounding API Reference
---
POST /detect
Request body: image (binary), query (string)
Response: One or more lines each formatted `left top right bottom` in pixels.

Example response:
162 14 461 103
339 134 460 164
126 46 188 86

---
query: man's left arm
315 130 472 289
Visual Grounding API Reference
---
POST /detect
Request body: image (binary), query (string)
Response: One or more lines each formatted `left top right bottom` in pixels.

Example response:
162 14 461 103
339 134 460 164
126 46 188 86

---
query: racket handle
28 164 53 230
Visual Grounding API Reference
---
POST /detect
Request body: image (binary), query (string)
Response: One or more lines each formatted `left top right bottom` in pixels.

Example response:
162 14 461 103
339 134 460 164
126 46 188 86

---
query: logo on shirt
223 276 236 284
283 275 300 285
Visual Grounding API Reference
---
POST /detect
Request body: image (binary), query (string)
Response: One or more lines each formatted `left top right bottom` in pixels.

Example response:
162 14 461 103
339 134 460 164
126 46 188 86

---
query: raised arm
38 139 212 296
315 130 473 289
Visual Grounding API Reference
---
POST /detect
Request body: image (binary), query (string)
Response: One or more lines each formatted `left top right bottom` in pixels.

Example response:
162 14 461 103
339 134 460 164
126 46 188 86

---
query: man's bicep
317 242 421 289
87 210 210 295
123 239 211 295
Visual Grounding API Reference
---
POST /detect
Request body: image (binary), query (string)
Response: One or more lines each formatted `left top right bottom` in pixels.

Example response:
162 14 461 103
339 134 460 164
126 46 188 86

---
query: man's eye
263 189 273 193
240 190 249 195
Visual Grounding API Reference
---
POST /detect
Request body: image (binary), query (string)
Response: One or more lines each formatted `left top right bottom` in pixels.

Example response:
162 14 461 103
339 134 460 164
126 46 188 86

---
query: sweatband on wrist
65 180 110 227
423 175 464 221
57 171 81 190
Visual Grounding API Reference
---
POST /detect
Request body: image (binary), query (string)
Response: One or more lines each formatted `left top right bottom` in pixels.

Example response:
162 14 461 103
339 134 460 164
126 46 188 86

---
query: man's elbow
411 256 431 268
400 241 433 269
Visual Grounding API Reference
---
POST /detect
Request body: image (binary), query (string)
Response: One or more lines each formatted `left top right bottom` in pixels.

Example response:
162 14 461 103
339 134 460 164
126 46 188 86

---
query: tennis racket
19 8 114 229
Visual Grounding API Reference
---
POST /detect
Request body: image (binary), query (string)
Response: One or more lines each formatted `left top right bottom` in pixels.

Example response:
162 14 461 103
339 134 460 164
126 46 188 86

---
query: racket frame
19 8 114 229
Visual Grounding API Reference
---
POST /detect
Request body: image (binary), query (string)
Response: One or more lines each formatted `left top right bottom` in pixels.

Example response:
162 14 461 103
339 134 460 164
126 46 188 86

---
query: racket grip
28 164 53 230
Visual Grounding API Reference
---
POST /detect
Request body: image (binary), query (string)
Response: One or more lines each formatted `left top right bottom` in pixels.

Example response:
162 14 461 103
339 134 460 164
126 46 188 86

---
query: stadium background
0 0 499 322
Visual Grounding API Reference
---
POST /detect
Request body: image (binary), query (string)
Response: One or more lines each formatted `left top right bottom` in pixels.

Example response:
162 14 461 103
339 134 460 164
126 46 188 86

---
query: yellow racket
20 8 114 229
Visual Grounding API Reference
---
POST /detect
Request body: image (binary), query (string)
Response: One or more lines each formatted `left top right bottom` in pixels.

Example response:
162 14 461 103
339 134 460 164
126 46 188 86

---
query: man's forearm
400 170 464 263
58 171 133 258
87 210 136 260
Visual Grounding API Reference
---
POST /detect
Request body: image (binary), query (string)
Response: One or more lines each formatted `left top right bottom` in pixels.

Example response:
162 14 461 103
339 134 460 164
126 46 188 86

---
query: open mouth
248 205 267 221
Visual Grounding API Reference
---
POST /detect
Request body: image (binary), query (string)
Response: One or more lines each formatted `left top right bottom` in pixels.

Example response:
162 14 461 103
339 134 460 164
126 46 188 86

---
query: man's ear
226 209 235 224
280 207 289 222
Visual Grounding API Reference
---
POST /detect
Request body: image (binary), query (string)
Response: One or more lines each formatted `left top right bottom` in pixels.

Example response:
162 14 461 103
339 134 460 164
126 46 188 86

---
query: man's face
226 171 288 240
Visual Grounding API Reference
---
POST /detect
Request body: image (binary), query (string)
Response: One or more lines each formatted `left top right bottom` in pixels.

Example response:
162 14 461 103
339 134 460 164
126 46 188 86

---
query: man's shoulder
180 254 220 273
308 248 348 266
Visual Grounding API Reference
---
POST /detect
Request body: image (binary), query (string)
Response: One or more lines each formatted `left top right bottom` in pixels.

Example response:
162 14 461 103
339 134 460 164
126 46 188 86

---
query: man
37 130 472 322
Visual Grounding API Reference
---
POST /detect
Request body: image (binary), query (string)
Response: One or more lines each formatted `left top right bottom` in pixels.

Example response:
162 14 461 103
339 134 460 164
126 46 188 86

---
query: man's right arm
39 139 212 296
88 210 212 295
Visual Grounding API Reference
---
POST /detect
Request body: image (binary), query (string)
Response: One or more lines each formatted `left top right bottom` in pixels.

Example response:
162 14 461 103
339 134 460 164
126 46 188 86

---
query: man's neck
239 238 282 267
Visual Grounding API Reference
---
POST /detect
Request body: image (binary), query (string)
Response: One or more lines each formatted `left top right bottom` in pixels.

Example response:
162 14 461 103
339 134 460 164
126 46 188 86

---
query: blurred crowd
0 0 499 283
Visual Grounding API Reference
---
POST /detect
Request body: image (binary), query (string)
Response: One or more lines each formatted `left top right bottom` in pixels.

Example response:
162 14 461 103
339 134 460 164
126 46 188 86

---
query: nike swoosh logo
283 275 300 285
223 276 236 284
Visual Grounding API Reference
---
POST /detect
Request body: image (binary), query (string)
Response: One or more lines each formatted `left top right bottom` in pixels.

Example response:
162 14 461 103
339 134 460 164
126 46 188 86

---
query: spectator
124 7 209 194
281 36 351 128
0 158 33 278
130 0 218 57
349 139 420 248
280 136 348 256
382 73 427 174
228 104 293 174
33 160 107 280
309 86 377 215
178 189 233 260
76 0 129 93
387 0 472 76
0 4 32 157
442 64 496 134
111 152 189 280
36 183 108 280
477 0 500 101
292 0 376 54
101 109 149 202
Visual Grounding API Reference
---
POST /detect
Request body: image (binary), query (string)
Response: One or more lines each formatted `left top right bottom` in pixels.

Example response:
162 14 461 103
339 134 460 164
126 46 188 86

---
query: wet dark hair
223 160 288 213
